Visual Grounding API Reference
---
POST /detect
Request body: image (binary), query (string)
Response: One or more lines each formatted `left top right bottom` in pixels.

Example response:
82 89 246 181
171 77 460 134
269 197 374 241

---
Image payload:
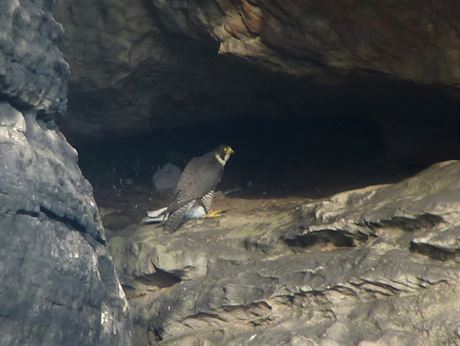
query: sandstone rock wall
0 0 69 116
0 1 131 344
150 0 460 87
55 0 460 144
54 0 324 144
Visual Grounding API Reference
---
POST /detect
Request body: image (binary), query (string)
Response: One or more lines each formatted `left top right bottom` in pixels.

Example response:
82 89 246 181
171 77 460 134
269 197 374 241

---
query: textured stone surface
109 161 460 345
284 160 460 249
150 0 460 88
54 0 460 144
0 0 69 116
0 102 131 346
0 1 131 344
54 0 320 144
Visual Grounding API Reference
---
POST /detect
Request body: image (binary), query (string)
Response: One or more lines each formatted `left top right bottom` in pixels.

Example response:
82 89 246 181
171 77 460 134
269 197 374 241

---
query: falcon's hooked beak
224 146 234 155
216 145 234 166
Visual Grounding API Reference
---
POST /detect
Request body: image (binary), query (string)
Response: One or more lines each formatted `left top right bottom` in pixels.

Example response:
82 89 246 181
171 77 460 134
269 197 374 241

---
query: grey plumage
163 145 234 232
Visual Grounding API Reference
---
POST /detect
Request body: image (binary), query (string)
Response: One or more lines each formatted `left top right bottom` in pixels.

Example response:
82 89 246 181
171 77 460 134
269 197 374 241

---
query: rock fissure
39 205 106 245
410 241 460 261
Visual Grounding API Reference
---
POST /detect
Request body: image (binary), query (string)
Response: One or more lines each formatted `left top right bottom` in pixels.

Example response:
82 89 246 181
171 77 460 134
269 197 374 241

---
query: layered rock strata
109 161 460 345
55 0 460 144
0 1 131 344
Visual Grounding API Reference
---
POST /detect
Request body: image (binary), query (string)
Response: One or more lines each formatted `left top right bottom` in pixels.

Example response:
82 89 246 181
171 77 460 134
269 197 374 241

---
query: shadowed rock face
0 1 131 345
0 102 131 345
150 0 460 88
0 0 69 117
109 161 460 345
54 0 460 146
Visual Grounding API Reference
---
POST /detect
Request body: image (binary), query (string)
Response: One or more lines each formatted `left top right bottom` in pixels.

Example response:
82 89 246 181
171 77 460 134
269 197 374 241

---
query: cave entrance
76 94 459 232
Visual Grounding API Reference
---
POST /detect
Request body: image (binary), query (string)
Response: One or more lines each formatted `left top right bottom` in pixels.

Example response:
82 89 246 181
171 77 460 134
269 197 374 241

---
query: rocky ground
106 160 460 345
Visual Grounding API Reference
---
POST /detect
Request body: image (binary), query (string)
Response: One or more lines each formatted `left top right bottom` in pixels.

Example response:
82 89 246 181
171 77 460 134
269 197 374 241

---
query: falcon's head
214 145 234 166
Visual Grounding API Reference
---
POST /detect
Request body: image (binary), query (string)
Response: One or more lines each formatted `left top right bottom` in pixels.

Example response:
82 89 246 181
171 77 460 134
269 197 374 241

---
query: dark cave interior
75 82 459 228
79 115 387 196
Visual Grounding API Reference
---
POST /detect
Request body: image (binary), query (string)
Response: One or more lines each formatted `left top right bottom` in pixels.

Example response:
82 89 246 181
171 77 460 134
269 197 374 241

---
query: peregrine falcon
163 145 234 232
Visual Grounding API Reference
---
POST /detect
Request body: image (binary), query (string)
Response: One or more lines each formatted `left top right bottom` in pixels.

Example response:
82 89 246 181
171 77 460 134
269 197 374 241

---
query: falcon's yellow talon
206 209 223 219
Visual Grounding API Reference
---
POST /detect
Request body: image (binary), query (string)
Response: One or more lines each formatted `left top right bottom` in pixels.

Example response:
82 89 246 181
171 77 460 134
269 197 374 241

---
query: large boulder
0 1 131 344
0 102 131 345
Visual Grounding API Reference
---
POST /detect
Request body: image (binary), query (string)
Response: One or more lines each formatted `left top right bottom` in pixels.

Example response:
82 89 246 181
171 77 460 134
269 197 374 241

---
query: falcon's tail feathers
163 201 195 232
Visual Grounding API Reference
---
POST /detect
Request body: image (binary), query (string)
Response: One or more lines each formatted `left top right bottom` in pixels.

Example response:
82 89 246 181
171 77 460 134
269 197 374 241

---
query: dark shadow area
74 81 459 227
284 230 356 252
78 111 458 191
78 114 390 194
410 242 459 261
135 269 182 289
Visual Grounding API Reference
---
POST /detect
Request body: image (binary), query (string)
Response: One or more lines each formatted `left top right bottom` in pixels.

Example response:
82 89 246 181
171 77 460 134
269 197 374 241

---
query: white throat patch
215 153 229 166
